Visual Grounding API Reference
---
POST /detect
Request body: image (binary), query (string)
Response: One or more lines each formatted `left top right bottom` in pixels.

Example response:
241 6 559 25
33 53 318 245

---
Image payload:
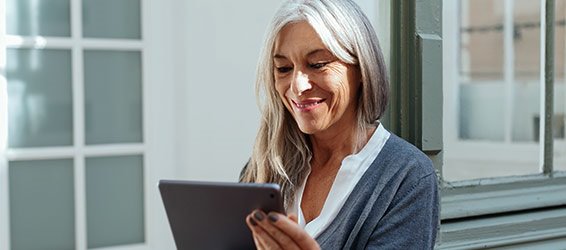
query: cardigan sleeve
365 172 439 249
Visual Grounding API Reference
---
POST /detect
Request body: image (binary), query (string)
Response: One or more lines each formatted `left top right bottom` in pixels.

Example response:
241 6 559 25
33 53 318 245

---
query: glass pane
460 0 504 81
555 0 566 171
513 0 541 142
6 0 71 36
86 155 144 248
84 50 143 145
82 0 141 39
459 84 506 140
9 159 75 250
7 48 73 148
459 0 505 141
445 0 541 181
514 83 541 142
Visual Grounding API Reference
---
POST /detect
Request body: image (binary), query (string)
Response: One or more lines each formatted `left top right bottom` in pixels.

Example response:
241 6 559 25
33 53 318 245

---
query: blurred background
0 0 565 249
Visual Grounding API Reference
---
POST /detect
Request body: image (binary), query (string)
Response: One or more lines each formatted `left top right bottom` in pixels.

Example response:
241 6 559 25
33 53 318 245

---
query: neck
309 123 376 170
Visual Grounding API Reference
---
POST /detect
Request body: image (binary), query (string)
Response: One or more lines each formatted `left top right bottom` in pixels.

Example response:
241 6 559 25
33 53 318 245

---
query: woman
240 0 439 249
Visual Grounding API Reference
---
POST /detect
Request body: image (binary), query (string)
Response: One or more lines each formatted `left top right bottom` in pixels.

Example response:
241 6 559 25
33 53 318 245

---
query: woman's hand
246 210 320 250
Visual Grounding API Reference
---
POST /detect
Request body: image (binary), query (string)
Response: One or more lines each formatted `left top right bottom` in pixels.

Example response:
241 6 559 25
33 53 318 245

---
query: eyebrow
273 48 329 60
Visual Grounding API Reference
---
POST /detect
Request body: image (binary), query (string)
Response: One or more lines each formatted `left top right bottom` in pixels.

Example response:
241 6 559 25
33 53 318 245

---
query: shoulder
359 132 439 212
345 132 438 212
376 133 436 182
316 134 439 248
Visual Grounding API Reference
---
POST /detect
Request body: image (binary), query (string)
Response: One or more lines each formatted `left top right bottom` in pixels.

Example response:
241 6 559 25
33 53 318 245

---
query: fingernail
268 213 278 222
253 211 264 221
249 217 258 226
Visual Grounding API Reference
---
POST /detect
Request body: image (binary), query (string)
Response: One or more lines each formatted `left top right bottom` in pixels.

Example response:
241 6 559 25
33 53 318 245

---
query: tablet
158 180 285 250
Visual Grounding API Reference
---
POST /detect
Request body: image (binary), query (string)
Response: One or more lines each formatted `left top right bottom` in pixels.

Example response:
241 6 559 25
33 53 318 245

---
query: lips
292 99 325 111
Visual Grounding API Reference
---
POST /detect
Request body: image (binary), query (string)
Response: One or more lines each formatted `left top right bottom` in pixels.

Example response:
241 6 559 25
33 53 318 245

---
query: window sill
441 174 566 220
437 206 566 249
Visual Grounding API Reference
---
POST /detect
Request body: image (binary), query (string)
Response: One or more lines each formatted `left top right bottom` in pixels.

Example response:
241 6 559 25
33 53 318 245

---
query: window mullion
0 0 10 248
539 0 547 175
543 0 555 175
71 0 87 249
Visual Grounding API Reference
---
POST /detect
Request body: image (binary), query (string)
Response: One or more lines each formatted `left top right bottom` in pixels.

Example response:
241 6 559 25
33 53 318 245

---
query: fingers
252 233 263 250
246 215 280 250
248 211 301 250
247 210 319 250
248 218 265 249
266 212 320 250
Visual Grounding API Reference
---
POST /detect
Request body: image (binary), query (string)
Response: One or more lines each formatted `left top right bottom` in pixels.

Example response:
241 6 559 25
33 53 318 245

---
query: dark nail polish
253 211 265 221
268 213 278 222
250 217 258 226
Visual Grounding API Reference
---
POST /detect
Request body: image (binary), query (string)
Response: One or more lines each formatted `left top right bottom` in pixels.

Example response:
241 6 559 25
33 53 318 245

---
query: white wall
175 1 281 181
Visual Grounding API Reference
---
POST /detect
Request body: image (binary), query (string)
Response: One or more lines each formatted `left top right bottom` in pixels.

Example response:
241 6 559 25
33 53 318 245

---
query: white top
287 124 391 238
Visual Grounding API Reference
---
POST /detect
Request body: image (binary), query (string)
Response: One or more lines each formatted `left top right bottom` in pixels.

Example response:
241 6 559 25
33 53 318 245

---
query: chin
297 123 322 135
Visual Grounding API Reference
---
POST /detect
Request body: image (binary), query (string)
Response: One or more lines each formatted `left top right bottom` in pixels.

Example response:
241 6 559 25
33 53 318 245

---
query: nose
291 70 312 96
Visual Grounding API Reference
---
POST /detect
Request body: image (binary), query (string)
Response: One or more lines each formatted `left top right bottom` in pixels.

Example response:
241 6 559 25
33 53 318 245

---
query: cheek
334 85 351 109
335 69 360 107
274 80 288 99
324 76 351 106
323 65 356 103
274 80 291 108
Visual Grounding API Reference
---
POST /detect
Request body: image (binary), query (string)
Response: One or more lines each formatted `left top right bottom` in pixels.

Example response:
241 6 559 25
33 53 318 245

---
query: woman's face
273 21 361 136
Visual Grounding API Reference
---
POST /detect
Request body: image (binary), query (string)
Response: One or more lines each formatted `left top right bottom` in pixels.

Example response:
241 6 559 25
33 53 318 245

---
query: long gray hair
241 0 389 209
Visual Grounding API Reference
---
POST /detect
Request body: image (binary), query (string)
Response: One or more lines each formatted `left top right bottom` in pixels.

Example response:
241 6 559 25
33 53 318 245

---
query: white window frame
0 0 179 249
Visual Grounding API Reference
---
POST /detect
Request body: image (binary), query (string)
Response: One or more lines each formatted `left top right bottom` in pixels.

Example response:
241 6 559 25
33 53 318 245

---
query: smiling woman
239 0 439 249
273 22 361 137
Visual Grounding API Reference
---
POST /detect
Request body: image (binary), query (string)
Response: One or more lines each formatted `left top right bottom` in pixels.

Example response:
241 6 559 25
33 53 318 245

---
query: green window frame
387 0 566 248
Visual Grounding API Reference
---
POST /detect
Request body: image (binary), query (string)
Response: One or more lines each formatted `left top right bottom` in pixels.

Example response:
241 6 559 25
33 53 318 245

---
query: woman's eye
310 62 328 69
276 67 292 73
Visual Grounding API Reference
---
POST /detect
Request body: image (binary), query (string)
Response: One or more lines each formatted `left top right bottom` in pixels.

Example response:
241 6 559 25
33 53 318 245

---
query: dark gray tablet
158 180 285 250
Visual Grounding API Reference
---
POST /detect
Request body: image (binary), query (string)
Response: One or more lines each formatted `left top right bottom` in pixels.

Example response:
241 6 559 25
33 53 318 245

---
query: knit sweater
316 134 439 249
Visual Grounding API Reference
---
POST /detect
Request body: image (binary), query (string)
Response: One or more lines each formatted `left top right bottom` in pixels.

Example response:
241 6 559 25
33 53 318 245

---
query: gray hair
241 0 389 209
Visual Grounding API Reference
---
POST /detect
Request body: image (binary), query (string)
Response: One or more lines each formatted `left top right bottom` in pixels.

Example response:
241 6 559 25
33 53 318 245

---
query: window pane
84 50 143 145
514 0 541 81
9 159 75 250
6 0 71 37
86 155 145 248
7 48 73 148
513 0 541 142
459 0 505 141
556 0 566 171
460 0 504 81
459 83 506 140
82 0 141 39
445 0 541 181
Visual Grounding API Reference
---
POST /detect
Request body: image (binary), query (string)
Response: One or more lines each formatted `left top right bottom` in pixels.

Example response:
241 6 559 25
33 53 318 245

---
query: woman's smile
291 98 326 112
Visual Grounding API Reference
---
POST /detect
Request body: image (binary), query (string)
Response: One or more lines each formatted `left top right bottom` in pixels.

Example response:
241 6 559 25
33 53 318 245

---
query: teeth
296 100 322 108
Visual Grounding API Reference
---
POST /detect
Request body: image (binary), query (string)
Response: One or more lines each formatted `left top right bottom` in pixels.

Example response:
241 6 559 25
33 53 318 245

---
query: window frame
441 0 566 220
0 0 177 249
389 0 566 247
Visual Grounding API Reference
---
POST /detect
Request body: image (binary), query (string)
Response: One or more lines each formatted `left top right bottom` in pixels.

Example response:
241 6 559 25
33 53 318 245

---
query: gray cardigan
316 134 439 249
240 134 439 249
